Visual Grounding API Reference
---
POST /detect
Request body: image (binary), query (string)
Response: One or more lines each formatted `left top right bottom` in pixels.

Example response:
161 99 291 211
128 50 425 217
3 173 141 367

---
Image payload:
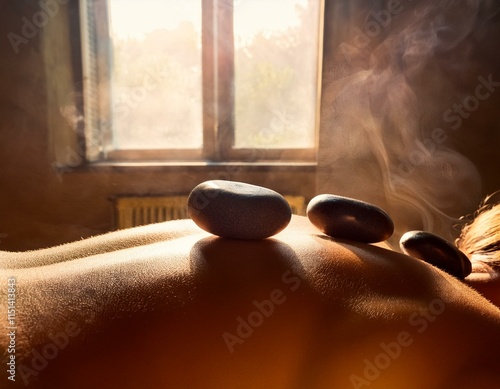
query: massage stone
306 194 394 243
187 180 292 240
400 231 472 279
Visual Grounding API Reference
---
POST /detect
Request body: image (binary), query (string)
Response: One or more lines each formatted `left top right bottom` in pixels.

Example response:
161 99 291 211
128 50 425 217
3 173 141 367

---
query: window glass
108 0 203 149
234 0 321 149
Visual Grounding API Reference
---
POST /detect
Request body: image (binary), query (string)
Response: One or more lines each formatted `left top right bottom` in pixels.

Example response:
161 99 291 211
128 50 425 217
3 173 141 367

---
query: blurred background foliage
110 0 320 150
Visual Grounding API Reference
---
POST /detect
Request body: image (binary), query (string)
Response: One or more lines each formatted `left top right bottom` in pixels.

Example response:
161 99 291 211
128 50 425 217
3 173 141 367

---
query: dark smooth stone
306 194 394 243
400 231 472 279
187 180 291 240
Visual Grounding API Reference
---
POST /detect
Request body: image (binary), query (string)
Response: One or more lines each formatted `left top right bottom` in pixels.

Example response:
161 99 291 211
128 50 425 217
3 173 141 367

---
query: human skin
1 216 500 389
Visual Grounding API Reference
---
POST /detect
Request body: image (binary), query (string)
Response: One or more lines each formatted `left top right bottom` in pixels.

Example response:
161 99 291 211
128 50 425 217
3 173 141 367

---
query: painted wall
318 0 500 244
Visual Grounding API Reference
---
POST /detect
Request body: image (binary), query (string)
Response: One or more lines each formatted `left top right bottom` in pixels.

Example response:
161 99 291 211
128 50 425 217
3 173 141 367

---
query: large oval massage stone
187 180 292 240
306 194 394 243
400 231 472 279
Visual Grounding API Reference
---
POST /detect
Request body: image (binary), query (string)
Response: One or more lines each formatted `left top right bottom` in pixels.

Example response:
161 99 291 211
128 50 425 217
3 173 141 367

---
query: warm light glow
109 0 201 40
234 0 321 149
106 0 321 151
234 0 309 47
109 0 308 42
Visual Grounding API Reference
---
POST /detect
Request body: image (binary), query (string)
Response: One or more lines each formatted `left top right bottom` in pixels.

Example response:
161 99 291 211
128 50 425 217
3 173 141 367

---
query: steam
318 0 500 245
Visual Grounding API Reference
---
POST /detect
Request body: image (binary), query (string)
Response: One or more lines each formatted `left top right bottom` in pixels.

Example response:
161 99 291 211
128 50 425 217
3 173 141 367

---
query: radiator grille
114 195 306 229
115 196 188 229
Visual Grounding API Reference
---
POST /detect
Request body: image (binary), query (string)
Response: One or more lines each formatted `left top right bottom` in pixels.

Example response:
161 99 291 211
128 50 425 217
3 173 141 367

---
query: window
80 0 324 163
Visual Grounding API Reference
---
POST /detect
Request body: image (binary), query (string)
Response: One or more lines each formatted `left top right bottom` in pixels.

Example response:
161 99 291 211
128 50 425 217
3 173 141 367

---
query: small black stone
400 231 472 279
187 180 291 240
306 194 394 243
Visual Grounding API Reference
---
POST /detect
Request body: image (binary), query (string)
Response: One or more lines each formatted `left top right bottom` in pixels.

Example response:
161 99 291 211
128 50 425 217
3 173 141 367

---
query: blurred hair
456 192 500 267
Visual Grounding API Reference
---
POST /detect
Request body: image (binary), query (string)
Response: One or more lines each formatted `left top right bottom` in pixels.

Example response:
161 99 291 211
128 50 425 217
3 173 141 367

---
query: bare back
1 216 500 388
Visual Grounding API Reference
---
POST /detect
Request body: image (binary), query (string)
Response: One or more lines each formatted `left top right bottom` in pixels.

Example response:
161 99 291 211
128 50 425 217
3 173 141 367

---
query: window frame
80 0 324 164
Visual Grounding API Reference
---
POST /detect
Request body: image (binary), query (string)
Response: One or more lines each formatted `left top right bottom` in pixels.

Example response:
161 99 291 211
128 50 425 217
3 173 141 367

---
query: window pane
108 0 202 149
234 0 321 149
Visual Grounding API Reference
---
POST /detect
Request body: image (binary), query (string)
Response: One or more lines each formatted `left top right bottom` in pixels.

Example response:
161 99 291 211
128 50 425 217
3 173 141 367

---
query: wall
319 0 500 244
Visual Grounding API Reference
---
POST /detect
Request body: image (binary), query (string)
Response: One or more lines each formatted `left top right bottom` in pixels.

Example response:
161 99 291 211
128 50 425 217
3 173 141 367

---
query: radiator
114 195 306 229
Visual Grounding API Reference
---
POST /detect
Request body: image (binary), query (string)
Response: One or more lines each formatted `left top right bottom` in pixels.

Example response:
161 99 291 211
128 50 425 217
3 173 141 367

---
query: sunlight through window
89 0 323 160
234 0 321 149
108 0 203 150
